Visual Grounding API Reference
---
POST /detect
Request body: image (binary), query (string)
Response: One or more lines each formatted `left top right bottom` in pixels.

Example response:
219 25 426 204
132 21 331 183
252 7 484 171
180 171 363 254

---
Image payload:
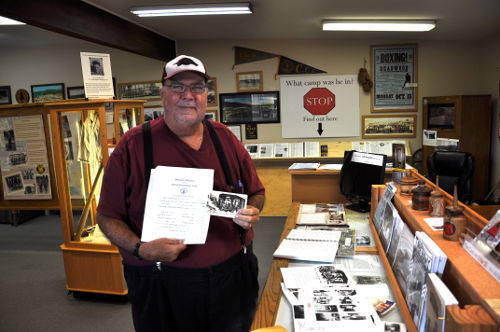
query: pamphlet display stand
251 169 498 331
0 100 144 295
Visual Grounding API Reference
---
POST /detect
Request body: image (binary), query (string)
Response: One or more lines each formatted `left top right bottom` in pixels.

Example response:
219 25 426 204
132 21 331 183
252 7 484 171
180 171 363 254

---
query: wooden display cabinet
422 95 492 201
0 100 144 294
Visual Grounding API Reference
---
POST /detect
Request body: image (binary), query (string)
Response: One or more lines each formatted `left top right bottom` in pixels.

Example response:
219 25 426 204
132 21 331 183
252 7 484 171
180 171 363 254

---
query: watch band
132 241 143 260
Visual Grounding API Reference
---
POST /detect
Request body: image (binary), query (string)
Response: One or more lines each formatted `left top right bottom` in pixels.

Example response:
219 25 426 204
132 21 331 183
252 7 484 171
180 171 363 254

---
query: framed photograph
117 80 162 100
204 110 217 122
66 86 85 99
0 85 12 105
371 44 418 112
31 83 65 103
236 71 263 92
207 77 218 107
220 91 280 125
362 114 417 139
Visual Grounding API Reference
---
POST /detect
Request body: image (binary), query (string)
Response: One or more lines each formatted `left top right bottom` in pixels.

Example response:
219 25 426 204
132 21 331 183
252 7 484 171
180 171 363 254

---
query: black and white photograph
90 57 104 76
339 304 357 312
356 235 371 246
236 71 263 92
24 185 35 195
341 312 367 320
118 81 162 100
207 190 248 218
5 173 23 192
362 114 417 139
292 305 305 319
22 168 34 180
315 266 349 285
0 85 12 105
385 321 406 332
3 129 16 151
204 111 217 122
220 91 280 125
9 152 27 166
36 174 49 194
353 275 386 285
64 141 74 161
316 312 340 321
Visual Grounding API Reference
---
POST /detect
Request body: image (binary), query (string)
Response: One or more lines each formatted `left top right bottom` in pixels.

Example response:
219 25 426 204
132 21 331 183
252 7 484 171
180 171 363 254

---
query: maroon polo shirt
97 118 265 267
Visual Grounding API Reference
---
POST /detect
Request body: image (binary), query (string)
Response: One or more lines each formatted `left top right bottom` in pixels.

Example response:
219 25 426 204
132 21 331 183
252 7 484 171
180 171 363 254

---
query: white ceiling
0 0 499 48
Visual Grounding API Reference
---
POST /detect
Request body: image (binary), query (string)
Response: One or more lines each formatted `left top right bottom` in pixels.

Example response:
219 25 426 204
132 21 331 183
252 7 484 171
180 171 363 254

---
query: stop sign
303 88 335 115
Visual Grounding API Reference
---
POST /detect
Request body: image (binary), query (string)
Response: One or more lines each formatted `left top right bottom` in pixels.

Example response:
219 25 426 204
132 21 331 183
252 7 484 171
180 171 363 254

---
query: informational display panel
80 52 115 99
0 115 52 200
280 74 359 138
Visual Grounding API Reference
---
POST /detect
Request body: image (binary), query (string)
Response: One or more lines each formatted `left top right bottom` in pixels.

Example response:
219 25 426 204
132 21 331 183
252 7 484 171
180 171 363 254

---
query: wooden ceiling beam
0 0 176 61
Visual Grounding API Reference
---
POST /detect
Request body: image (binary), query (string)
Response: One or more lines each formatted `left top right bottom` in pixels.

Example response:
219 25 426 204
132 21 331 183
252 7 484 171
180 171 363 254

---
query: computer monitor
340 150 387 213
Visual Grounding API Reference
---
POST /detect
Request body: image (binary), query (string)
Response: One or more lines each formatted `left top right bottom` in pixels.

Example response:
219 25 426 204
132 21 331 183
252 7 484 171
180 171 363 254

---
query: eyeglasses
165 81 207 94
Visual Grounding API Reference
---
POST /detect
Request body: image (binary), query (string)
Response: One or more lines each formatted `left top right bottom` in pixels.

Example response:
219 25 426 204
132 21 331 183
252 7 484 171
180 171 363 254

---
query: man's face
161 71 207 128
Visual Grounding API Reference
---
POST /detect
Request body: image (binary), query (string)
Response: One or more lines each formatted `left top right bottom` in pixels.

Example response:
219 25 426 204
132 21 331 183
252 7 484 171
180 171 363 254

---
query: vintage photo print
385 321 407 332
3 129 16 151
353 275 386 285
315 265 350 285
36 174 50 194
207 190 248 218
90 57 105 76
5 172 23 193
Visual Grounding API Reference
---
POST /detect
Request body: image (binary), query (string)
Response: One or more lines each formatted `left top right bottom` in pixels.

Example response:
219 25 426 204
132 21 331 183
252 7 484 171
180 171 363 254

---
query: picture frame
236 71 263 92
117 80 162 100
207 77 218 107
31 83 65 103
227 125 242 141
0 85 12 105
370 44 418 112
66 86 85 99
219 91 280 125
362 114 417 139
204 110 218 122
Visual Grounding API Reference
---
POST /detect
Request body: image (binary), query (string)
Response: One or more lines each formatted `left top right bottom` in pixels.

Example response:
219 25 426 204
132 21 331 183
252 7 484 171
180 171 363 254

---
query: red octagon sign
303 88 335 115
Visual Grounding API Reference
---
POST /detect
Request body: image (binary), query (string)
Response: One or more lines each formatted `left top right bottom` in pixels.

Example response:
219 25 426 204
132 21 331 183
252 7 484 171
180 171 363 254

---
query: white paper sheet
141 166 214 244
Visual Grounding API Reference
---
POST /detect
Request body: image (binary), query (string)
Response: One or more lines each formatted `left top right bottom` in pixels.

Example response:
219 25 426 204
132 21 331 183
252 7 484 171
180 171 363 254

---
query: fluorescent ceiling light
322 20 436 32
0 16 25 25
130 2 253 17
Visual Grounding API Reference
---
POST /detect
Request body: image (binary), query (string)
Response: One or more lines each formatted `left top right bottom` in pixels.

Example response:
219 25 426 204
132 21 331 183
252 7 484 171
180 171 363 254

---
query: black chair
427 151 474 204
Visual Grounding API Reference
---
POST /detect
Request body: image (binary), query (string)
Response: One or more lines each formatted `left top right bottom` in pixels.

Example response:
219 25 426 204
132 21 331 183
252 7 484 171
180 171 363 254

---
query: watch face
15 89 30 104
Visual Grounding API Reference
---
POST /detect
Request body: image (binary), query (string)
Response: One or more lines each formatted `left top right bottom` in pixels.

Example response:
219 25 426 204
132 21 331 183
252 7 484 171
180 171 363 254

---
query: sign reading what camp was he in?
280 74 359 138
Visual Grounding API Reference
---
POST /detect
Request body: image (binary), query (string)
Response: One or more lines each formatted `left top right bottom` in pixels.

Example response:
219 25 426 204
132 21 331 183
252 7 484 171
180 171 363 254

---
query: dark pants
123 249 259 332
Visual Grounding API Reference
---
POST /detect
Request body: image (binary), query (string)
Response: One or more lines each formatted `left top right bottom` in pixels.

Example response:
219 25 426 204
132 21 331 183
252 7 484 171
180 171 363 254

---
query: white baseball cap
162 55 209 81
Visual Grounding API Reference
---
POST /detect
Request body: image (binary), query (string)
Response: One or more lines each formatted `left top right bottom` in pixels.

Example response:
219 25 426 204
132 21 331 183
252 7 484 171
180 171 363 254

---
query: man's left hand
233 205 260 230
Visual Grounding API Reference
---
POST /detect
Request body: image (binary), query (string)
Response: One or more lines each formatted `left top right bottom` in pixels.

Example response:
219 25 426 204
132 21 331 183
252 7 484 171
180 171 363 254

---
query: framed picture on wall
362 114 417 139
117 80 162 100
207 77 218 107
236 71 263 92
66 86 85 99
371 44 418 112
204 110 217 121
31 83 65 103
219 91 280 125
0 86 12 105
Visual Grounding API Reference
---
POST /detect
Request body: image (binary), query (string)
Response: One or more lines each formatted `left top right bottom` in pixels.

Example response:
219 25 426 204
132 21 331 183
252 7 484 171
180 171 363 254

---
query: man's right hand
139 238 187 262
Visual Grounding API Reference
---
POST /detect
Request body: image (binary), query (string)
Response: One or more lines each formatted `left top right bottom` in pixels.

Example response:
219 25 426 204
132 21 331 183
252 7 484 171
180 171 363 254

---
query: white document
304 141 320 157
423 129 437 146
281 264 351 289
259 143 274 158
288 163 320 170
80 52 114 99
274 143 289 157
244 144 259 158
141 166 214 244
289 142 304 157
273 229 341 263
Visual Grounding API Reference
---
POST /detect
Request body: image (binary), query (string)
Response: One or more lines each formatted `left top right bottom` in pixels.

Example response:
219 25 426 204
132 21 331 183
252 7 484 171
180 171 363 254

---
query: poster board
280 74 359 138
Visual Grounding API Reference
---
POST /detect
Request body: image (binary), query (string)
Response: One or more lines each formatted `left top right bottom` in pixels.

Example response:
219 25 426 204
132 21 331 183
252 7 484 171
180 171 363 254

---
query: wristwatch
132 241 143 260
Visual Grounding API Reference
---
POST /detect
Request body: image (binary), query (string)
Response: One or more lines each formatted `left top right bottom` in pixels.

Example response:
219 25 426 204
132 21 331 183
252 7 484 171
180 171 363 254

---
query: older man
97 55 265 332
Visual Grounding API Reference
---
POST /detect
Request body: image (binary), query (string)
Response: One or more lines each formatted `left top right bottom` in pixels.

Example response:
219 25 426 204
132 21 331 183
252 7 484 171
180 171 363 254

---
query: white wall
1 35 498 200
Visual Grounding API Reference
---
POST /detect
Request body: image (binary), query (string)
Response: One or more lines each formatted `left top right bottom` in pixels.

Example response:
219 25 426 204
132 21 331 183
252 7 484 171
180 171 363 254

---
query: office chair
427 151 474 204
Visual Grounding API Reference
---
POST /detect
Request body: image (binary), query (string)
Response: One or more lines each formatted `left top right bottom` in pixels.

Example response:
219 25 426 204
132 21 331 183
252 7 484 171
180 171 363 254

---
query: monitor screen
428 103 455 129
340 150 387 212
